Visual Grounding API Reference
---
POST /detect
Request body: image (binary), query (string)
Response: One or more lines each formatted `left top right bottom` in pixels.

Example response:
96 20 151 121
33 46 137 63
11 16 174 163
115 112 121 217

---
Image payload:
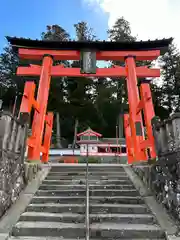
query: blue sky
1 0 180 52
0 0 109 52
86 0 180 49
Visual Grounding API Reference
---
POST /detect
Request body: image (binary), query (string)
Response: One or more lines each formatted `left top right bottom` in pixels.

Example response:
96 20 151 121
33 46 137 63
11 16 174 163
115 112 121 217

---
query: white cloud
84 0 180 49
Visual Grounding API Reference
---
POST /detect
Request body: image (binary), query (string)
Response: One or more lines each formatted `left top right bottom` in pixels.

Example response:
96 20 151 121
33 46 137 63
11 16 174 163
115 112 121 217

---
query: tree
158 43 180 114
93 76 119 136
41 22 99 144
107 17 136 42
74 21 96 41
41 24 70 115
0 44 22 110
151 83 170 120
41 25 70 41
65 22 98 144
41 25 71 145
107 17 136 137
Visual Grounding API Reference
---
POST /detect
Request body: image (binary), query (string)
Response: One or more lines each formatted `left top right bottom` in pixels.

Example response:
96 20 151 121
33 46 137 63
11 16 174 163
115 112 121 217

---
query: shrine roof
6 36 172 52
77 127 102 137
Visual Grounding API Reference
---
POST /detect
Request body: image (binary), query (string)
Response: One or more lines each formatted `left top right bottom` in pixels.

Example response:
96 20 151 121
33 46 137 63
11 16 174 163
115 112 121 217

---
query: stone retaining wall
132 113 180 222
0 112 40 219
132 161 180 222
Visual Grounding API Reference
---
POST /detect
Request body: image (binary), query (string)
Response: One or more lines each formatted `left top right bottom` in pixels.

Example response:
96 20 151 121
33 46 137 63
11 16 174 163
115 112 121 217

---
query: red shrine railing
17 48 159 163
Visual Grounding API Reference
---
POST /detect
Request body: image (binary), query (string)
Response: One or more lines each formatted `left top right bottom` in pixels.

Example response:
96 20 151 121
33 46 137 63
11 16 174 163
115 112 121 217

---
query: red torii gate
7 37 172 163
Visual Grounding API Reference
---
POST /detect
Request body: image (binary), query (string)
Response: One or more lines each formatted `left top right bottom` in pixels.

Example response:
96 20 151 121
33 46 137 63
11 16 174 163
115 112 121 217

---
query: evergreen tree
66 22 98 143
41 25 70 41
74 21 96 41
0 44 22 110
41 24 70 114
107 17 136 42
107 17 136 137
159 43 180 114
41 25 71 145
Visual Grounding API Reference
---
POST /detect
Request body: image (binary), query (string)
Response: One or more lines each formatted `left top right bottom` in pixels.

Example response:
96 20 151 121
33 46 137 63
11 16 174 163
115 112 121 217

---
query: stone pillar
159 122 168 154
9 120 17 151
15 125 25 153
118 114 124 138
56 112 61 148
151 116 162 156
171 113 180 151
0 113 12 150
165 119 174 152
0 100 3 110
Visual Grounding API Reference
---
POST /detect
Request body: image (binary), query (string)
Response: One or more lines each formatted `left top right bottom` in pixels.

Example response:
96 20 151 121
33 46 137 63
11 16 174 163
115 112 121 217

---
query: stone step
12 221 164 239
50 166 125 172
9 237 165 240
7 165 166 240
19 212 156 224
19 212 84 223
39 184 135 190
47 172 127 177
12 221 85 238
90 223 165 239
42 179 133 185
48 171 126 175
35 189 139 197
45 175 130 180
26 203 149 214
44 177 129 181
31 196 144 204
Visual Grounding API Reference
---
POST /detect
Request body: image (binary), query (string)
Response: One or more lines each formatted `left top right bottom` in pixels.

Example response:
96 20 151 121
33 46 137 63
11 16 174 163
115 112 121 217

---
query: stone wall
132 113 180 222
0 112 40 219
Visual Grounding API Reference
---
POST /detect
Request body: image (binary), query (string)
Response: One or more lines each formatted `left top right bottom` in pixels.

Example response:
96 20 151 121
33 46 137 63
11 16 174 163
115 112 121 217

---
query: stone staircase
9 165 166 239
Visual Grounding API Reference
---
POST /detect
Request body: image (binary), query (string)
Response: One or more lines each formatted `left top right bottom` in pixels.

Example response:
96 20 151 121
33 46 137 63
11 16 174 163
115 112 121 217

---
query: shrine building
76 128 126 157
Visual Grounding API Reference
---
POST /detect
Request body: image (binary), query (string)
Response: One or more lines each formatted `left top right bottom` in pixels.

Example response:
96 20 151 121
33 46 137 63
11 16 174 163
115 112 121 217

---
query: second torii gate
7 37 172 163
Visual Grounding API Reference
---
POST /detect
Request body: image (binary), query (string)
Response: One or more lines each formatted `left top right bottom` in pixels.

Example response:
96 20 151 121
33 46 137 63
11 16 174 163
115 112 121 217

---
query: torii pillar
125 56 147 162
